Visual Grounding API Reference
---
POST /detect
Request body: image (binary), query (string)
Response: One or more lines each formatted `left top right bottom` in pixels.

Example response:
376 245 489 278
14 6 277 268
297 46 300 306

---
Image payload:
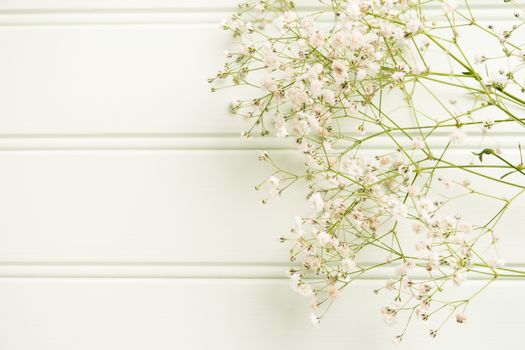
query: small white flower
244 22 255 33
293 116 310 137
307 63 323 80
363 172 378 186
300 17 316 35
367 62 380 76
322 141 333 153
440 177 453 190
296 283 313 296
345 157 365 177
411 137 425 149
346 3 362 20
229 100 241 113
453 272 465 286
317 231 332 246
456 313 469 324
309 192 324 212
489 258 505 268
443 0 458 14
328 285 342 300
381 307 397 324
392 335 402 344
309 79 324 97
330 32 348 50
308 257 322 270
412 222 424 234
407 185 420 197
309 30 325 47
309 313 320 327
395 260 415 277
380 22 395 37
385 280 396 291
450 128 466 144
357 68 367 80
397 164 413 178
348 29 363 49
274 113 289 138
483 118 495 130
474 54 485 65
406 19 423 33
267 175 280 187
275 125 289 138
220 18 231 30
356 124 365 136
460 222 473 234
415 238 431 252
262 77 278 92
391 71 406 82
322 89 336 105
331 60 349 82
341 258 355 272
263 52 280 70
269 188 280 198
412 64 427 75
289 271 300 281
254 3 264 13
281 11 297 28
286 83 309 110
379 155 391 167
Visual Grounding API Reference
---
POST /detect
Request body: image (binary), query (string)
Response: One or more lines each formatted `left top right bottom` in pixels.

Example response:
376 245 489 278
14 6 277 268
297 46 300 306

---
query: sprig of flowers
211 0 525 342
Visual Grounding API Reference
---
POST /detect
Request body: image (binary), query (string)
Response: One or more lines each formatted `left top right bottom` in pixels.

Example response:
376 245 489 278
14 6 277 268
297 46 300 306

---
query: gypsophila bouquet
210 0 525 342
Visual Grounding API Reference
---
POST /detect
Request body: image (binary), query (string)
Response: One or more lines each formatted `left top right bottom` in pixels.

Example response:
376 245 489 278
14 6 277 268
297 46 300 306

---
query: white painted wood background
0 0 524 348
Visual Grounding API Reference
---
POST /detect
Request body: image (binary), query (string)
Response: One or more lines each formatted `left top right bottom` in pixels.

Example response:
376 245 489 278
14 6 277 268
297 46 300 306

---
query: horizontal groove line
0 8 516 25
0 262 523 279
1 131 523 137
0 1 509 14
0 8 240 15
0 134 521 151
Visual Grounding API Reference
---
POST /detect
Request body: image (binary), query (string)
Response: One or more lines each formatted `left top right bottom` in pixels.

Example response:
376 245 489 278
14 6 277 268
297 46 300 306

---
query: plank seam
0 8 516 25
0 135 521 151
0 262 522 279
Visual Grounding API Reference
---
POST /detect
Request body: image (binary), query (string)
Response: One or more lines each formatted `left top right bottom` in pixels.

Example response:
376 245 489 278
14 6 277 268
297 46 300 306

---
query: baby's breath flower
309 192 324 212
317 231 331 246
443 0 458 14
341 258 355 272
406 19 423 33
391 71 406 82
411 137 425 150
456 313 469 324
453 272 466 286
309 313 320 327
381 306 398 324
328 285 342 300
331 60 349 82
212 0 525 341
450 128 467 144
489 258 505 268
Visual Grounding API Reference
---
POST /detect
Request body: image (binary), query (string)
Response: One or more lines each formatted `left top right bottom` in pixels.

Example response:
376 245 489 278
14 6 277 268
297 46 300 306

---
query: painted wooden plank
0 150 523 264
0 10 521 135
0 278 522 349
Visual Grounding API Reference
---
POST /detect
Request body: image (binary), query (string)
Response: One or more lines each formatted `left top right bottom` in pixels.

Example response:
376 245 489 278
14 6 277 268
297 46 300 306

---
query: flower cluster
211 0 525 342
